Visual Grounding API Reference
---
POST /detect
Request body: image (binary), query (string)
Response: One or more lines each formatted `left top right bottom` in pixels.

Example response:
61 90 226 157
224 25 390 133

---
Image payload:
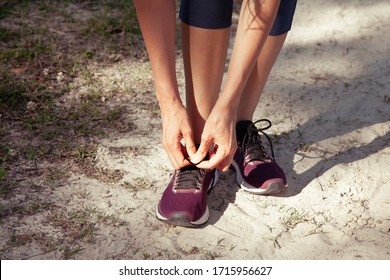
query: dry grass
0 0 155 259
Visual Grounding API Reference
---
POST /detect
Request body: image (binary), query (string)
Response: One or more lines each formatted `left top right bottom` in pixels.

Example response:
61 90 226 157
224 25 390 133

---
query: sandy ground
1 0 389 260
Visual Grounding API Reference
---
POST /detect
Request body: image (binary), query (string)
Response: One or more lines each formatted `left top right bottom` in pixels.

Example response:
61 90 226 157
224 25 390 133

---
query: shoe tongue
236 120 253 146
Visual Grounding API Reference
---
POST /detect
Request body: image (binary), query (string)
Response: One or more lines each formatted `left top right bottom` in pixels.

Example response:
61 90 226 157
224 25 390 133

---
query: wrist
159 98 185 118
215 89 240 114
155 88 183 112
212 97 238 124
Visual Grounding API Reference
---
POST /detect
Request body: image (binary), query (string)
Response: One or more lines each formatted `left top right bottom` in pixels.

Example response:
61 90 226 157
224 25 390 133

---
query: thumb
190 139 211 165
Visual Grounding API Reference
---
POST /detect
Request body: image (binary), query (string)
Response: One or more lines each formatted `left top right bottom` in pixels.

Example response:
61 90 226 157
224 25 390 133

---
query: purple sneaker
231 119 287 195
156 166 217 227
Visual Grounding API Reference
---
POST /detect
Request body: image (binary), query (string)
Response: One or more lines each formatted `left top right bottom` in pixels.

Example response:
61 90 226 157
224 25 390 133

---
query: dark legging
180 0 297 35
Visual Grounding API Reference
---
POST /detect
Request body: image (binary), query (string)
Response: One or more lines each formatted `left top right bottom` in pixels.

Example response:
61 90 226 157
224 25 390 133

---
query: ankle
236 120 253 146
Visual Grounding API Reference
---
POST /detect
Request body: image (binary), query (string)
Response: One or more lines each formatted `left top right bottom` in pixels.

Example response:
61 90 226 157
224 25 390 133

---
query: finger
196 156 221 170
166 150 180 170
183 132 197 159
164 143 180 170
173 146 192 169
179 143 195 167
196 147 224 170
164 141 188 170
190 138 211 165
218 156 234 172
218 147 235 171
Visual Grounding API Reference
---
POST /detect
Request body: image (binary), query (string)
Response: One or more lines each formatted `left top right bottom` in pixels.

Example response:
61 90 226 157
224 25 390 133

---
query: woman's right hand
161 102 197 170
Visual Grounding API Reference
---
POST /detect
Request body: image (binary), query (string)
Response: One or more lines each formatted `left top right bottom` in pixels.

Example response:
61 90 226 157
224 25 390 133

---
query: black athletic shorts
179 0 297 35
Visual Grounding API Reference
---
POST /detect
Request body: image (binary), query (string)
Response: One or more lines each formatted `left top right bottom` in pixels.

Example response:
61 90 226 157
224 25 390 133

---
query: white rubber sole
156 205 210 228
231 160 287 195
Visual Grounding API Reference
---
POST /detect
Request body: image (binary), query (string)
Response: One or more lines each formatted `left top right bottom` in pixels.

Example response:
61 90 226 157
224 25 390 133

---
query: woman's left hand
190 102 237 171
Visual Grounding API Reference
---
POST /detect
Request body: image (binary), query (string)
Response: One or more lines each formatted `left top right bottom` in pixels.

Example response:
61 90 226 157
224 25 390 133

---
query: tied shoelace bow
241 119 275 163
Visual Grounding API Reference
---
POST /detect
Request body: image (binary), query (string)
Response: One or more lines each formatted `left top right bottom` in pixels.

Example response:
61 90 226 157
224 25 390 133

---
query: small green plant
29 203 41 213
282 208 307 229
142 252 151 260
0 181 14 197
24 146 44 161
0 71 26 108
216 237 225 247
264 235 282 249
0 145 12 183
74 145 96 160
0 1 32 19
62 246 84 260
0 165 7 181
106 108 123 123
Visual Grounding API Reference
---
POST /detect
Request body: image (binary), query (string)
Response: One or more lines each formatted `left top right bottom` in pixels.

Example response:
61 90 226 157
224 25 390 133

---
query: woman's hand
161 102 197 170
191 101 237 171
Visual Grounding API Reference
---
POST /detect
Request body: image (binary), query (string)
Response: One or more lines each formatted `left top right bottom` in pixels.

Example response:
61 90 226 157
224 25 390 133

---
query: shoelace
241 119 275 163
174 166 205 191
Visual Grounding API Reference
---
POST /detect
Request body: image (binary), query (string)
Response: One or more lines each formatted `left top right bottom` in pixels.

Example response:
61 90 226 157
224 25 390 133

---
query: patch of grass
62 246 84 260
0 181 14 197
0 0 148 259
124 177 152 190
109 146 149 157
0 27 21 42
7 232 36 247
264 234 282 249
76 0 144 57
282 208 308 229
105 107 125 123
29 202 41 213
80 101 102 116
0 144 11 186
44 204 127 259
48 207 98 241
73 145 97 160
0 68 58 111
44 167 69 187
0 37 50 65
82 49 95 59
96 212 123 226
96 168 124 184
82 1 141 38
0 0 32 19
0 70 27 108
22 146 45 161
0 144 10 163
5 199 51 217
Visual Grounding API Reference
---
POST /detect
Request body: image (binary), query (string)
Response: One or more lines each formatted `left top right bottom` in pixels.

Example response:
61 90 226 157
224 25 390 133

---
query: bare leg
181 24 230 144
134 0 178 102
134 0 199 169
236 33 287 121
